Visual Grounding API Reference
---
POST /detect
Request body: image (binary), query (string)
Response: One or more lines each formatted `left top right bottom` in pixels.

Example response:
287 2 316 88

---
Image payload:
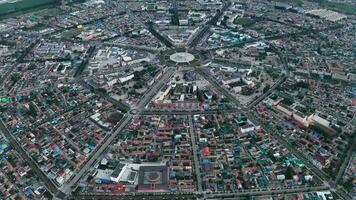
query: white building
119 74 134 83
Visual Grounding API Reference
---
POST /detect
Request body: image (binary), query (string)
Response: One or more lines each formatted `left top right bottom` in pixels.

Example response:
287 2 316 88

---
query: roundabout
159 48 209 67
169 52 195 63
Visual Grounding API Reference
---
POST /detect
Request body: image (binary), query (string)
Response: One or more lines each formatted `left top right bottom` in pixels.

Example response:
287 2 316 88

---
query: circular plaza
160 48 207 66
169 52 195 63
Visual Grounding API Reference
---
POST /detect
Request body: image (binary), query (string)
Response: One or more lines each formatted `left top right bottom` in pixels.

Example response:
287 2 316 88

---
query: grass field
35 7 63 17
61 28 83 39
272 0 356 15
271 0 304 6
0 0 57 16
233 17 257 27
312 0 356 15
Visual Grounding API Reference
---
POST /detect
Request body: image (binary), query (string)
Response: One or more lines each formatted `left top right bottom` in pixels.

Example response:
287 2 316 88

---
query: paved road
203 38 258 52
61 67 176 195
187 1 231 48
194 66 354 200
213 58 251 67
16 40 39 63
0 38 61 197
75 192 195 200
104 42 162 53
0 4 348 199
43 6 126 38
193 69 331 182
117 3 174 49
334 133 356 184
73 185 329 200
188 115 203 192
205 23 344 53
0 64 15 89
136 67 175 110
195 67 241 107
147 23 175 48
204 185 329 199
187 26 210 49
171 0 179 26
247 42 289 108
73 45 96 78
247 76 286 109
0 119 59 195
79 79 130 112
140 108 241 116
59 114 132 195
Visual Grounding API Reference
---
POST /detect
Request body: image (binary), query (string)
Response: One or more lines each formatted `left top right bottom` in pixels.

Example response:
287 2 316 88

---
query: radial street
195 66 352 200
0 0 352 199
60 67 176 196
0 119 59 195
59 115 132 195
188 115 203 192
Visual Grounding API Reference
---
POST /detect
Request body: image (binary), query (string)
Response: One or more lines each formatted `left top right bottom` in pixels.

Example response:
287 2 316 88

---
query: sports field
0 0 56 15
0 0 19 4
271 0 356 15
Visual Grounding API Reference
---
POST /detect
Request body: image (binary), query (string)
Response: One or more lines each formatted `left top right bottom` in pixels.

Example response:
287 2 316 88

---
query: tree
294 81 310 89
285 165 294 179
241 87 254 96
263 84 270 93
133 81 144 89
107 112 123 124
281 97 294 106
27 63 37 70
212 94 218 101
28 103 37 117
96 88 107 94
196 89 204 101
43 191 53 199
10 73 21 83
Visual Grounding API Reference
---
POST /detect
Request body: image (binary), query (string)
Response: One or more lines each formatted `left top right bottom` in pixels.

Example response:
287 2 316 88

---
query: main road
140 108 241 116
59 114 132 195
117 2 174 49
204 185 329 199
0 119 60 196
0 38 61 197
60 67 176 196
73 184 329 200
135 67 176 110
334 121 356 184
187 1 231 48
195 65 352 200
188 115 203 192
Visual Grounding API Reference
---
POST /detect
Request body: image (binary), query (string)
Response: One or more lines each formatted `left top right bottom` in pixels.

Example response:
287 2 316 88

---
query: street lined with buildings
0 0 354 199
